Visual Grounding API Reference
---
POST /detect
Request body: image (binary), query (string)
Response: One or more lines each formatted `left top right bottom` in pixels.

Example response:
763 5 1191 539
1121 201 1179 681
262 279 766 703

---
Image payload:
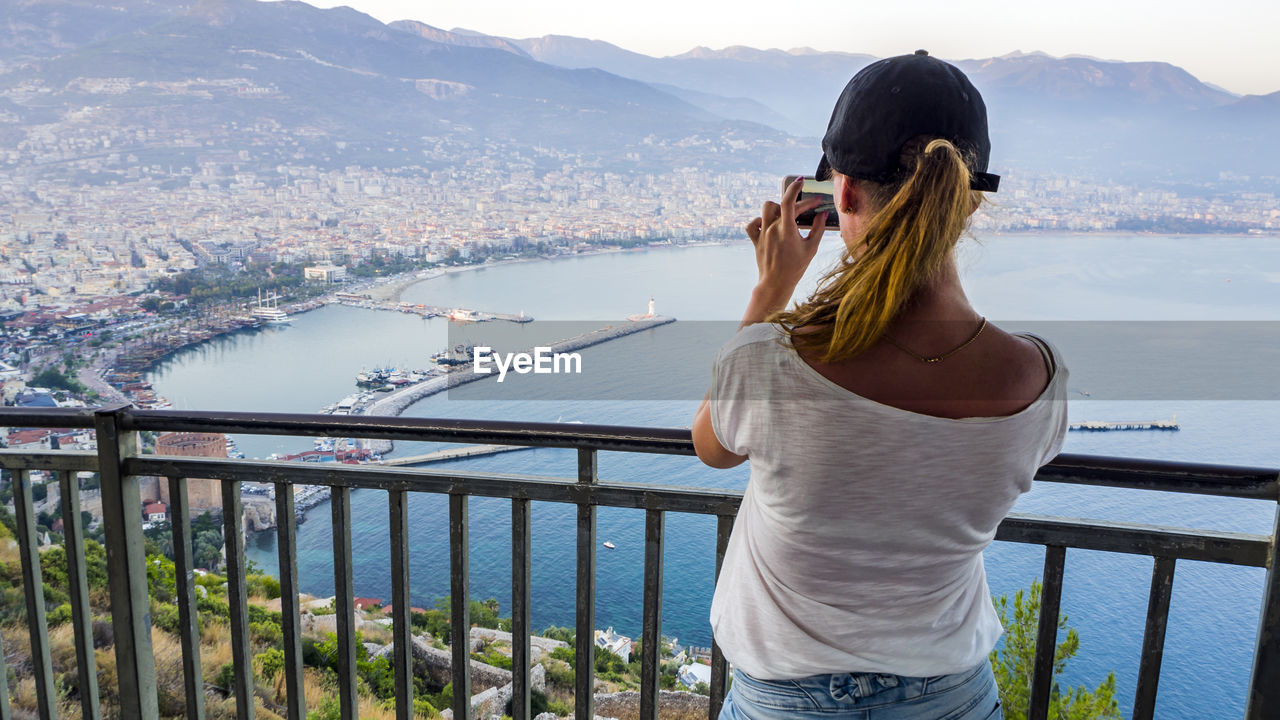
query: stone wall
591 689 709 720
372 636 514 694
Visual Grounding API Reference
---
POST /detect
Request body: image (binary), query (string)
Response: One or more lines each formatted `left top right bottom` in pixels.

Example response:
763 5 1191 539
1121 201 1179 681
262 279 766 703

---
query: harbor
237 306 677 521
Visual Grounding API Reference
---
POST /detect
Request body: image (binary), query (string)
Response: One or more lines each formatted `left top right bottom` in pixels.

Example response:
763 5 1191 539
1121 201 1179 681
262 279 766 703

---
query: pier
360 315 676 422
1068 417 1180 432
332 295 533 323
373 444 534 466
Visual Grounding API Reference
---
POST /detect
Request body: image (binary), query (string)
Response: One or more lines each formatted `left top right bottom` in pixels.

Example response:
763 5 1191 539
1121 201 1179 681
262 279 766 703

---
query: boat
251 289 291 324
602 541 616 549
435 344 474 366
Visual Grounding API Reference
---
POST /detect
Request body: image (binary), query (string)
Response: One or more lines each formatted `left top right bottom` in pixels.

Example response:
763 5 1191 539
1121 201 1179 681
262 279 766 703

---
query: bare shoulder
984 325 1052 400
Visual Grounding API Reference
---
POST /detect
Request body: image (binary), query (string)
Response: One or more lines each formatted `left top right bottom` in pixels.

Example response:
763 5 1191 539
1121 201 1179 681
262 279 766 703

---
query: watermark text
473 346 583 382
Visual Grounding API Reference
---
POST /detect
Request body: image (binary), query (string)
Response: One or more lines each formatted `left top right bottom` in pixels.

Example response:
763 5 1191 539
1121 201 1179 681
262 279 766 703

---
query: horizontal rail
122 455 1277 566
997 514 1271 567
118 409 697 455
1 407 1275 497
0 450 98 472
0 406 99 429
0 406 1277 720
1040 453 1279 501
127 455 744 515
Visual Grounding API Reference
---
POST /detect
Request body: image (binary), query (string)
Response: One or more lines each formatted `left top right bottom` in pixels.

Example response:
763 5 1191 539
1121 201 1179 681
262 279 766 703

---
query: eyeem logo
473 346 583 383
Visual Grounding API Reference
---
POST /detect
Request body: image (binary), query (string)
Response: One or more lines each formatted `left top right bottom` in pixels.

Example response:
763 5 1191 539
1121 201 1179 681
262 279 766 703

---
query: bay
145 233 1280 719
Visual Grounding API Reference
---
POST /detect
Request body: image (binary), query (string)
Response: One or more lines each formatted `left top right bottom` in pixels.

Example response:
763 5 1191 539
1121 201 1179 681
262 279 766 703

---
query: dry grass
0 537 20 565
296 667 402 720
151 626 191 715
358 620 392 645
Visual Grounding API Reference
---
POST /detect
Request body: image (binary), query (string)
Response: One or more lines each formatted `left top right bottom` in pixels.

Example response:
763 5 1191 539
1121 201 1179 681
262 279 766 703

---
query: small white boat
602 541 616 549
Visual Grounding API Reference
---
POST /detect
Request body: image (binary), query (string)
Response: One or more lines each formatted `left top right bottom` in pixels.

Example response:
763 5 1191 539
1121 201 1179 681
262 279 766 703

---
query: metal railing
0 404 1276 720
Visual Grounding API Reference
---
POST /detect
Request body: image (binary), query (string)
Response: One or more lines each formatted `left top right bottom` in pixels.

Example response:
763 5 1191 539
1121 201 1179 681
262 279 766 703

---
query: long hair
771 137 983 362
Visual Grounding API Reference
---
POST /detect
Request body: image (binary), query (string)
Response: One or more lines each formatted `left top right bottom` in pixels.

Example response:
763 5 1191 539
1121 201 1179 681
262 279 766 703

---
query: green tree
989 580 1122 720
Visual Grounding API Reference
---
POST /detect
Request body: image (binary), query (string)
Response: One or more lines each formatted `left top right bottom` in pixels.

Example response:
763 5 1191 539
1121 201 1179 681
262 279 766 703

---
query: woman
692 51 1069 720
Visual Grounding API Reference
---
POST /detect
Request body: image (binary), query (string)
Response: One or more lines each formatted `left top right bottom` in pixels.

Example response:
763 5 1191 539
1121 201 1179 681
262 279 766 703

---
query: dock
331 296 533 323
374 444 534 466
1069 417 1180 432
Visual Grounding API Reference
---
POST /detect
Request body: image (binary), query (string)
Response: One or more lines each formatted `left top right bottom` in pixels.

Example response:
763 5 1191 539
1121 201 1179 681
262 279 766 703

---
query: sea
144 233 1280 719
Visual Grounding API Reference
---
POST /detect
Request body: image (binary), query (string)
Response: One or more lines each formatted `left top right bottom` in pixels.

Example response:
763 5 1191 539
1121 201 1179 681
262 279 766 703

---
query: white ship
251 289 291 324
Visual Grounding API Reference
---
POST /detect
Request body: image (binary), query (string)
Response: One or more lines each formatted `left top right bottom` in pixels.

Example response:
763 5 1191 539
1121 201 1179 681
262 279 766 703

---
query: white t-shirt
708 322 1069 679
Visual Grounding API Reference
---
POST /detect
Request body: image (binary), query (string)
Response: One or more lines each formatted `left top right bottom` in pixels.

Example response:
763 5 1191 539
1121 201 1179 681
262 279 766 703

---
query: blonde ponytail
772 138 982 362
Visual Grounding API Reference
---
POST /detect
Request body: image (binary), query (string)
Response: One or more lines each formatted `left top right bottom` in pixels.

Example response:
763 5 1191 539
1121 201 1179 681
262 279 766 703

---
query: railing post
13 470 56 719
511 497 532 720
1132 556 1176 720
60 471 101 720
639 509 665 720
449 492 472 720
275 480 306 720
575 448 598 720
167 476 203 720
332 486 358 720
93 404 159 720
222 478 254 719
389 489 414 720
1246 503 1280 720
0 628 11 720
1028 545 1067 720
709 514 734 720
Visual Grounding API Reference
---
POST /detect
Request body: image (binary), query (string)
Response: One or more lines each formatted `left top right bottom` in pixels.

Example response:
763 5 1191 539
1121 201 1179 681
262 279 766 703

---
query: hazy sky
302 0 1277 96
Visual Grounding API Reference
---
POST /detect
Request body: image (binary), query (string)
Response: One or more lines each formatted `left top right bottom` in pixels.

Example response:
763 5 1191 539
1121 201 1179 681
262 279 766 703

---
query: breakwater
354 315 677 453
282 316 677 519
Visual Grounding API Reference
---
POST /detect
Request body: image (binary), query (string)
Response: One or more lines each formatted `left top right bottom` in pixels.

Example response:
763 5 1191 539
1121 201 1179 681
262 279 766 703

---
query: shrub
46 603 73 627
250 620 282 647
540 626 575 643
413 697 440 718
246 573 281 600
256 647 285 683
215 662 235 691
543 661 574 689
152 602 182 634
549 646 574 668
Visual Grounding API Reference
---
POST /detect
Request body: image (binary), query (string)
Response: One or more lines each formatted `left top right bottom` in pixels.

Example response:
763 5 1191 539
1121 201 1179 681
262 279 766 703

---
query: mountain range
0 0 1275 185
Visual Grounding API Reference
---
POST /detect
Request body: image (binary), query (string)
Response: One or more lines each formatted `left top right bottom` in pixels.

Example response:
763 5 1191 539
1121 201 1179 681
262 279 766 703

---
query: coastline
363 240 734 304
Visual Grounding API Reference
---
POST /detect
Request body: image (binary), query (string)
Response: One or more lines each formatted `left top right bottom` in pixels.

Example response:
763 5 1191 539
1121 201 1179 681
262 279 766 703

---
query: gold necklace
882 317 987 364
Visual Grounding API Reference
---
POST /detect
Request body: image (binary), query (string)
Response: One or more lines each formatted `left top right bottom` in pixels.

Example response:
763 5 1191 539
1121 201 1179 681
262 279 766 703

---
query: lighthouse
627 296 659 322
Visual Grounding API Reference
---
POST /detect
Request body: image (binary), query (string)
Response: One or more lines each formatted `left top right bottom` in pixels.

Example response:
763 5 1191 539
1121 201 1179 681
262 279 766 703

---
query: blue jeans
719 660 1002 720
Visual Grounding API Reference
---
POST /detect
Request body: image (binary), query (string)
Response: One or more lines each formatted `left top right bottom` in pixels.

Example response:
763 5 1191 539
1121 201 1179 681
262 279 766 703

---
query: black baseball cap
816 50 1000 193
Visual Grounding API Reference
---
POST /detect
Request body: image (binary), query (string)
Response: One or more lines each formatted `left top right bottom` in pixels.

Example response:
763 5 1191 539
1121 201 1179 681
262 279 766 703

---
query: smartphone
783 175 839 229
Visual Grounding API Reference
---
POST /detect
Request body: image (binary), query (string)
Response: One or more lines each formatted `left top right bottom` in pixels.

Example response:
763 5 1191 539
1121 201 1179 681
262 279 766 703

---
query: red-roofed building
381 604 429 616
144 503 167 522
353 597 382 611
6 428 53 449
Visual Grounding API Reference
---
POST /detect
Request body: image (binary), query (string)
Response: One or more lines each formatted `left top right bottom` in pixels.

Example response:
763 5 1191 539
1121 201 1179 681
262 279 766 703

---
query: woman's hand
739 177 827 327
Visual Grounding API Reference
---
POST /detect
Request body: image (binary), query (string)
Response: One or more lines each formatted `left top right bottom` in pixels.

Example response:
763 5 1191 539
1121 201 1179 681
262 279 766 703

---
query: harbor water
144 233 1280 719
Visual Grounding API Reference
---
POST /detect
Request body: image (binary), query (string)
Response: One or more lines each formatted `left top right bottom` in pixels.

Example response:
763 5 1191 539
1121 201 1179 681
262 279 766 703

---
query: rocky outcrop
372 636 515 694
469 626 568 662
242 497 276 531
591 689 709 719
